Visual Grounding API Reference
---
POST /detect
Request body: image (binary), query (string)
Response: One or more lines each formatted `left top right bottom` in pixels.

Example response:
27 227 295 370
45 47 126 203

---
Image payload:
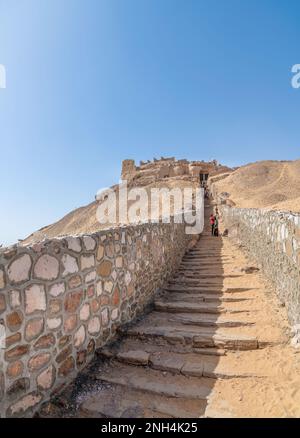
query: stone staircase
38 204 287 418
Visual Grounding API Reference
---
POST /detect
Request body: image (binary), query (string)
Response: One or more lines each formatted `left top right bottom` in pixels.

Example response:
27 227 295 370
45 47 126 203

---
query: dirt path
38 203 300 418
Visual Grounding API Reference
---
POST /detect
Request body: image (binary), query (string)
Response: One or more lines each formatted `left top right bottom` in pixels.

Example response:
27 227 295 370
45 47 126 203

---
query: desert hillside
22 178 200 246
212 160 300 211
22 159 300 246
22 157 230 246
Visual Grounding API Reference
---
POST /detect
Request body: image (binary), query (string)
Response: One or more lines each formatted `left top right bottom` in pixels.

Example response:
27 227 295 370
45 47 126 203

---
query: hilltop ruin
121 157 232 186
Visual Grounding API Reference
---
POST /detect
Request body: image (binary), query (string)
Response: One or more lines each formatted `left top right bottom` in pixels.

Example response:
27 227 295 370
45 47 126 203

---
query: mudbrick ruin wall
0 220 195 417
211 186 300 327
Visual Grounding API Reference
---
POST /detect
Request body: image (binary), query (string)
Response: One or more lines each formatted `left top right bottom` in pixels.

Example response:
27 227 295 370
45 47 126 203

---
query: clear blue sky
0 0 299 246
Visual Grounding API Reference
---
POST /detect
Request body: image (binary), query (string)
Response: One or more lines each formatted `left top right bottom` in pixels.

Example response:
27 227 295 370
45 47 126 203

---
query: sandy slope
213 160 300 212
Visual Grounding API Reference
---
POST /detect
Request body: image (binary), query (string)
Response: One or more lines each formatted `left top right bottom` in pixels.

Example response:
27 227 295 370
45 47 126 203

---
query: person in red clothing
209 214 215 236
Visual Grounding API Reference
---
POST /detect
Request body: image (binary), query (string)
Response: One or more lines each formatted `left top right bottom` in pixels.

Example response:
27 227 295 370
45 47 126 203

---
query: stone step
226 287 256 293
169 277 239 284
180 261 229 266
184 252 232 255
115 349 150 366
180 263 230 267
183 250 227 253
169 275 226 287
154 300 225 314
180 262 229 266
184 248 226 251
182 257 231 262
78 383 206 418
174 273 242 279
163 286 253 294
169 278 224 284
95 363 214 400
162 286 225 295
178 263 232 268
183 256 231 259
99 335 228 359
112 350 259 380
177 268 230 273
178 264 232 269
163 286 225 294
128 310 260 336
119 324 261 351
185 250 233 254
155 300 251 314
184 250 227 253
193 348 226 356
193 332 259 350
183 255 225 259
163 312 254 328
127 310 254 330
178 268 223 273
158 293 251 303
188 252 224 255
167 281 235 289
183 253 230 257
152 352 261 379
176 271 228 276
174 277 244 284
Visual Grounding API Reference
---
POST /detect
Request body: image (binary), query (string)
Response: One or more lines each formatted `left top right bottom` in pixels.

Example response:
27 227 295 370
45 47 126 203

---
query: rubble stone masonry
217 202 300 326
0 219 194 417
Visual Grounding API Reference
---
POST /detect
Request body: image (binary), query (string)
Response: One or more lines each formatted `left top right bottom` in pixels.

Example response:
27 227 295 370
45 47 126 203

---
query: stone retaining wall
0 220 195 417
216 202 300 326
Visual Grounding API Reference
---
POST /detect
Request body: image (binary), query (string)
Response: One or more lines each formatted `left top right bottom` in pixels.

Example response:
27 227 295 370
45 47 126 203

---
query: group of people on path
210 209 219 237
